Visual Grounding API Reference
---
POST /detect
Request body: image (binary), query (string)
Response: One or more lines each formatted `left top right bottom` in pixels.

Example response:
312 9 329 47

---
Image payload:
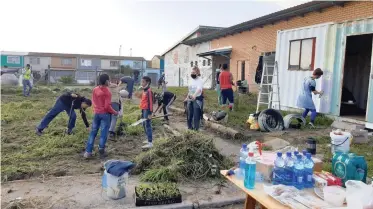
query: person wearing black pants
153 91 176 122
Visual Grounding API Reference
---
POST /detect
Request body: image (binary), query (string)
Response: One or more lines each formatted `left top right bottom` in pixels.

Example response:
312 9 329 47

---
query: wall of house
1 55 24 68
51 57 77 69
210 1 373 92
144 68 161 86
101 59 120 70
77 57 101 70
24 56 51 73
151 57 160 69
164 42 212 88
121 60 145 70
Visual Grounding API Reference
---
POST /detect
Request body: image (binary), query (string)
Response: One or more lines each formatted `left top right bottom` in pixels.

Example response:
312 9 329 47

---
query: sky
0 0 308 60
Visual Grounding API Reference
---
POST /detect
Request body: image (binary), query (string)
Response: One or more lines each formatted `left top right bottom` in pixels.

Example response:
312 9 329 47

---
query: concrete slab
263 137 290 151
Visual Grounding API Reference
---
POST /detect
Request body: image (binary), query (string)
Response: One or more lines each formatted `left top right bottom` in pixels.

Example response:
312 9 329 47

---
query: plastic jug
345 180 373 209
330 130 352 154
332 152 367 186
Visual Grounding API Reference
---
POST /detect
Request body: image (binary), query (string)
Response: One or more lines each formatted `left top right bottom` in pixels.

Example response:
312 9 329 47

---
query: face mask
191 74 197 79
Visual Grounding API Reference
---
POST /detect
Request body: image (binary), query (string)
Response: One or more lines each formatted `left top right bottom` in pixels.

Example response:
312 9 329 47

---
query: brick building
183 1 373 91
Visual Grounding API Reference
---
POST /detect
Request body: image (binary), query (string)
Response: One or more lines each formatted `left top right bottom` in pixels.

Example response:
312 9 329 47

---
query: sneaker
83 152 93 159
308 122 315 129
98 149 108 159
142 143 153 149
35 128 43 136
66 129 73 135
142 140 149 144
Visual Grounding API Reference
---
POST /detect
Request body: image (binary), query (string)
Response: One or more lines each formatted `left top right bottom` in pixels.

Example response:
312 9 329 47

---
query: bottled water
294 154 305 190
244 152 256 189
273 152 285 185
293 151 299 160
302 150 308 161
237 144 248 179
284 152 294 186
303 153 314 188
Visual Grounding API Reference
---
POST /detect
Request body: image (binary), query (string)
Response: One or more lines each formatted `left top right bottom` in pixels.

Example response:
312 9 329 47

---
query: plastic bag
345 180 373 209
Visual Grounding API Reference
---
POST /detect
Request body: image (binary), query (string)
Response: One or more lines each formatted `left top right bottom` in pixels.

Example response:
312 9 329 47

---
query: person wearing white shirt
184 66 204 131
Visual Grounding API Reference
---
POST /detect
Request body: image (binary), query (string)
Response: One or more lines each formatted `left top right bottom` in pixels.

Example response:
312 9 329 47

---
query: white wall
274 23 330 113
164 42 213 88
24 56 51 73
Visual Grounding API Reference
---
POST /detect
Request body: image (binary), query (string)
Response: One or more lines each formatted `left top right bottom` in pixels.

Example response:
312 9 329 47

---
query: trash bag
211 110 227 121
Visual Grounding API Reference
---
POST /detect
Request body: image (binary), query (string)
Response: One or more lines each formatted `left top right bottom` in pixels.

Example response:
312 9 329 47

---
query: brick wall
211 1 373 91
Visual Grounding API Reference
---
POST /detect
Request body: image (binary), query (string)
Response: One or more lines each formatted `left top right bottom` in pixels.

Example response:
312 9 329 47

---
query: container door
366 37 373 124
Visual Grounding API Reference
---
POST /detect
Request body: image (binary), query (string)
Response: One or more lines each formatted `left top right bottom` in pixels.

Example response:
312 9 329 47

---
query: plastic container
102 170 129 200
323 186 346 207
332 152 367 186
284 152 294 186
303 153 314 188
345 180 373 209
238 144 248 179
244 152 256 189
292 151 299 160
294 155 304 190
272 152 285 185
330 130 352 154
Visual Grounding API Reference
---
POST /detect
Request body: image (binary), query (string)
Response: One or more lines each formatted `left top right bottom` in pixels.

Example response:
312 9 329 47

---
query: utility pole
130 48 132 56
95 66 98 86
47 65 50 85
119 45 122 56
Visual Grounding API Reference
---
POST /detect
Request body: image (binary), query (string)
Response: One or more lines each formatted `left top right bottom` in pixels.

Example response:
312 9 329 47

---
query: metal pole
47 64 50 85
119 45 122 56
95 66 98 86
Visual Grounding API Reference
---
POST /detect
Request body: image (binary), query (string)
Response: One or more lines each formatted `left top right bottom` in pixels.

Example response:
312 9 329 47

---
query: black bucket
306 137 317 155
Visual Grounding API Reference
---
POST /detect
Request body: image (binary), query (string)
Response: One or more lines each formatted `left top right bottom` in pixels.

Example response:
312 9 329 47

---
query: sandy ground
1 175 244 209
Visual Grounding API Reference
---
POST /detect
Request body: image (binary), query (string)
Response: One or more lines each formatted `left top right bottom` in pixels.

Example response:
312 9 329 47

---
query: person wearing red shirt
84 74 118 159
219 64 234 111
139 76 153 149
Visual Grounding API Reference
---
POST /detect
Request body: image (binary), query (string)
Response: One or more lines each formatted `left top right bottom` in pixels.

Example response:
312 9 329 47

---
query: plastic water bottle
294 154 305 190
293 151 299 160
304 153 314 188
273 152 285 185
244 152 256 189
284 152 294 186
238 144 248 179
302 150 308 161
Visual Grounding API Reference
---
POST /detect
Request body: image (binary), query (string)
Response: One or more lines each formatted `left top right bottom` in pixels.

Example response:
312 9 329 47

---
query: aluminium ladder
256 61 281 113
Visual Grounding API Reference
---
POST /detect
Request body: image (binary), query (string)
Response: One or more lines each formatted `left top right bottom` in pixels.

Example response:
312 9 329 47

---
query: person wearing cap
35 92 92 136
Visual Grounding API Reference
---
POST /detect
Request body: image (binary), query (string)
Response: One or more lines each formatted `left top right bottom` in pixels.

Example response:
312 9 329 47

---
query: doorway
340 34 373 121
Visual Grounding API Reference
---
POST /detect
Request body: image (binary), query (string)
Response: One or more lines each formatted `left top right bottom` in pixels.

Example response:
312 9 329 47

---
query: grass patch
1 87 151 181
134 131 233 182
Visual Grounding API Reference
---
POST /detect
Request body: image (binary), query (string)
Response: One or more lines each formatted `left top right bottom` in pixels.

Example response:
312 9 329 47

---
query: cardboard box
256 151 323 181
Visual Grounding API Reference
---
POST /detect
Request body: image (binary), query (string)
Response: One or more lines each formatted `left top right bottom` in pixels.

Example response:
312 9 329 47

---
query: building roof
153 55 164 60
27 52 146 61
183 1 347 45
161 25 224 56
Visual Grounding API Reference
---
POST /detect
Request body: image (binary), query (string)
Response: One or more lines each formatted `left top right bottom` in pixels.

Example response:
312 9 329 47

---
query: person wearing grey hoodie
108 81 123 138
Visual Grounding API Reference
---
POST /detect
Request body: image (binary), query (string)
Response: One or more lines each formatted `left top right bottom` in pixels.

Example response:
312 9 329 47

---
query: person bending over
36 92 91 136
153 91 176 123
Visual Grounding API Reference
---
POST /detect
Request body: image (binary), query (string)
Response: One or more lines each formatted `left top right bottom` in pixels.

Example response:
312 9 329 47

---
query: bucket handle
331 137 349 146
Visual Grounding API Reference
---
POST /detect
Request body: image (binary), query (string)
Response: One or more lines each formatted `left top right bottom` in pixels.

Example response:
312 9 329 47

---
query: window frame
7 56 20 64
133 61 142 69
61 58 73 66
110 60 119 67
30 57 40 65
288 37 316 71
80 59 92 67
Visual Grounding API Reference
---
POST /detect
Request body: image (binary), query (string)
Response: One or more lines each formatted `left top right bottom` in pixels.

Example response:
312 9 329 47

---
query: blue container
273 152 285 185
244 152 256 189
294 155 304 190
332 152 367 186
303 153 314 188
284 152 294 186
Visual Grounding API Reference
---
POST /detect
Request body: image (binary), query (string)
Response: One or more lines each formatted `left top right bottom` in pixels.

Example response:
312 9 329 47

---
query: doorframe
337 32 373 121
366 35 373 123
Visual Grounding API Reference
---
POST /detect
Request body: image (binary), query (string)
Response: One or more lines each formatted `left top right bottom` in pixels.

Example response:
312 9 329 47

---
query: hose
283 114 306 129
257 109 284 132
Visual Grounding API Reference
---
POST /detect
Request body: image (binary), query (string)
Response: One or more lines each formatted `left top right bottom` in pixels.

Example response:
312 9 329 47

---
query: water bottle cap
277 152 282 157
296 154 302 159
306 153 312 158
302 150 307 155
286 152 292 157
242 144 247 149
248 152 254 157
294 151 299 155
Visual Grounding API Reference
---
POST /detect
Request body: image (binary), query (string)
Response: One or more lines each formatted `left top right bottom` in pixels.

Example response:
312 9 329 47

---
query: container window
208 59 211 66
195 61 198 66
7 56 20 64
288 38 316 71
202 60 206 66
190 61 193 67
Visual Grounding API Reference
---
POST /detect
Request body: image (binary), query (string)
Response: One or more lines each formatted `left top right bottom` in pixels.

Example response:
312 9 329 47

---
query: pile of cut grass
134 131 233 182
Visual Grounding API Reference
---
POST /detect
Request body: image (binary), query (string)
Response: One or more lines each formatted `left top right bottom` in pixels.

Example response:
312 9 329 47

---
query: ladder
256 61 281 113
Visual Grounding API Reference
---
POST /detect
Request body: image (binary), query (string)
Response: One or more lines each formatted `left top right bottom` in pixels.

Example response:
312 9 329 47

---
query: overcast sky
0 0 308 60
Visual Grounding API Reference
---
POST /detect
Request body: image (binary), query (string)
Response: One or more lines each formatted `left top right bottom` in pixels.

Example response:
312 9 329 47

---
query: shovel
129 114 172 127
